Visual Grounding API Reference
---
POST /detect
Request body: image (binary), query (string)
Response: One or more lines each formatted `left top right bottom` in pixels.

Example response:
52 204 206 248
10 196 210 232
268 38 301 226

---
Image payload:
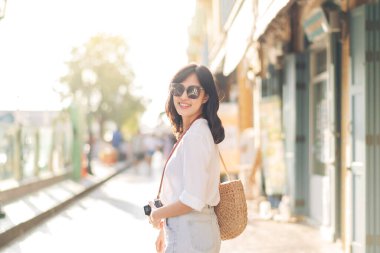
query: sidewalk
0 160 129 249
220 200 343 253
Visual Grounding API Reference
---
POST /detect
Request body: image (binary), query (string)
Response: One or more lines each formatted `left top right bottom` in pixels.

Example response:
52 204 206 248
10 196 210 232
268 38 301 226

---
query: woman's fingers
155 239 161 252
149 205 162 229
158 238 165 252
155 230 165 252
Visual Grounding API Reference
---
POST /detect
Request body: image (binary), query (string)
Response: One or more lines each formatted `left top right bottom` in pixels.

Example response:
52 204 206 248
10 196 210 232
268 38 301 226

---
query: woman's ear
202 94 209 104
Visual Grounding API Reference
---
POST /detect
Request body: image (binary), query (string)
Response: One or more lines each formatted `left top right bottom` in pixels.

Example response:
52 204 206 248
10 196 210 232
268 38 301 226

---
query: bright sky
0 0 196 128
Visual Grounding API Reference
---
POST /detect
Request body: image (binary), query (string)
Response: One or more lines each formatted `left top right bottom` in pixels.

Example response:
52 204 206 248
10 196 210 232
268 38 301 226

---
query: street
1 160 342 253
1 162 159 253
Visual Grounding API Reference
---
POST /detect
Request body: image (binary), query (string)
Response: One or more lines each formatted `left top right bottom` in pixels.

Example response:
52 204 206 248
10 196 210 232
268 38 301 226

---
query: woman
148 63 225 253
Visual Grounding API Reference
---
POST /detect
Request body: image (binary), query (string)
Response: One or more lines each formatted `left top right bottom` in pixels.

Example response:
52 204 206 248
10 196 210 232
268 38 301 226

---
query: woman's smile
178 101 192 109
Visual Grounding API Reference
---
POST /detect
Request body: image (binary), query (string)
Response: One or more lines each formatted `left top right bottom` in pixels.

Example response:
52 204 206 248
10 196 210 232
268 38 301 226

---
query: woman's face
172 73 208 121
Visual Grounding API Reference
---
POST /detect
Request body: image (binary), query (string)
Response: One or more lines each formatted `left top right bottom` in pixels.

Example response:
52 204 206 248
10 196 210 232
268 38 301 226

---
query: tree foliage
60 34 145 134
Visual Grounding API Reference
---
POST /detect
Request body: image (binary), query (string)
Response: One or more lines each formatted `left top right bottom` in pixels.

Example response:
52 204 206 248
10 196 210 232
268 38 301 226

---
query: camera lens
144 205 151 216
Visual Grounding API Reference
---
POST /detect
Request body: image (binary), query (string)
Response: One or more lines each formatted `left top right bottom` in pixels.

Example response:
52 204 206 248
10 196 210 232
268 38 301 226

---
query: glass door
308 40 336 239
310 48 334 176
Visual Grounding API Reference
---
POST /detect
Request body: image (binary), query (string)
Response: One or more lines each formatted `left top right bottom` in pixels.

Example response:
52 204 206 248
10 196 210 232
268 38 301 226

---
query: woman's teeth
179 102 191 108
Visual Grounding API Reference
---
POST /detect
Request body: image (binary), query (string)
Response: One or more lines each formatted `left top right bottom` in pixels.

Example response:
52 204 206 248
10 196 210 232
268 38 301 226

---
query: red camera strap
156 115 202 199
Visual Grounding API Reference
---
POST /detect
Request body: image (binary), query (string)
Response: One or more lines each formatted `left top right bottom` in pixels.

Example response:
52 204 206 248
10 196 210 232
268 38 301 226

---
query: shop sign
303 7 329 42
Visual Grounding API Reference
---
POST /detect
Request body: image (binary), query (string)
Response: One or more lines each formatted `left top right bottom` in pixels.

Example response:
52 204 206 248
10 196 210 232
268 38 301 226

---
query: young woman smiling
148 63 225 253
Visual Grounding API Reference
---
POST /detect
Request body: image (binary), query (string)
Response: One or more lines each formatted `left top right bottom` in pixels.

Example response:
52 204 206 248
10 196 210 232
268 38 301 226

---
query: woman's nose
180 89 188 99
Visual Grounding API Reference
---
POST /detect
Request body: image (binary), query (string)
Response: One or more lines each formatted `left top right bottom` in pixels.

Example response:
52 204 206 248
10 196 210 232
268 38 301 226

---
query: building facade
188 0 380 252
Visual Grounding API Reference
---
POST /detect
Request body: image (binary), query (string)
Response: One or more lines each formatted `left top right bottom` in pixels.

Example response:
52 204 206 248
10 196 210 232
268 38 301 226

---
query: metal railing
0 111 73 184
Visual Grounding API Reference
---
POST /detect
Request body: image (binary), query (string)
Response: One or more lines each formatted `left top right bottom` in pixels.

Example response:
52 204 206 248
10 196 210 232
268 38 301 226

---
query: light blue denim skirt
165 205 221 253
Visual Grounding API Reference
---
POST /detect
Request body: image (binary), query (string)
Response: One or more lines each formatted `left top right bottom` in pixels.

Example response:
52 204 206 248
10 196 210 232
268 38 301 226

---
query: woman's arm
150 201 193 227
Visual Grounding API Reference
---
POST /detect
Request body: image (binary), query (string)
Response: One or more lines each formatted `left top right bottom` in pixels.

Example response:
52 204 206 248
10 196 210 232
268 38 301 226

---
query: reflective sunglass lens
187 86 200 99
171 84 185 97
170 83 202 99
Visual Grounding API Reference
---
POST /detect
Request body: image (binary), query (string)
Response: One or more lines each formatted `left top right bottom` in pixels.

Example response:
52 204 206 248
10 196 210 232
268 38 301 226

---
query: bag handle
217 148 231 181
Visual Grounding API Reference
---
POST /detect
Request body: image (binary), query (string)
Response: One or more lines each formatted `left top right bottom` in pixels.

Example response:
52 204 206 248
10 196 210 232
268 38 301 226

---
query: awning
253 0 292 40
223 0 254 76
209 43 226 73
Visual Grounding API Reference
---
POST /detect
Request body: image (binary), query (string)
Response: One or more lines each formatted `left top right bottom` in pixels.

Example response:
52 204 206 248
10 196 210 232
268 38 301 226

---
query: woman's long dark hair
165 63 225 144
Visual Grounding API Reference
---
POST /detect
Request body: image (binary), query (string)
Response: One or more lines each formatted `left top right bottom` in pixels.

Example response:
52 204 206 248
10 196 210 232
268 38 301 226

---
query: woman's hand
155 227 165 253
149 201 162 229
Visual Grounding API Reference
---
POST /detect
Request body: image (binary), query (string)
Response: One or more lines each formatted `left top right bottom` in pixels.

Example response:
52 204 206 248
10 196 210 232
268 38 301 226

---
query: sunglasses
170 83 204 99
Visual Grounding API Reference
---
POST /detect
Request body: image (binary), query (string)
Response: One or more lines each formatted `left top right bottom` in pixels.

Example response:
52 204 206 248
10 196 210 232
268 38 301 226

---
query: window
310 47 332 175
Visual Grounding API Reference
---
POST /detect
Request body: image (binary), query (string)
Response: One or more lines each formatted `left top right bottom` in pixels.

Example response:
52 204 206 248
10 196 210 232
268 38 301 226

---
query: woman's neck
182 113 202 131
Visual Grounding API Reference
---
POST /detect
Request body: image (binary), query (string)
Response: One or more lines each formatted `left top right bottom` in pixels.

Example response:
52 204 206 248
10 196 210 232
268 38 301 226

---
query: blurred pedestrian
111 127 123 150
143 133 159 169
131 131 145 165
112 127 125 161
148 63 225 253
162 133 176 159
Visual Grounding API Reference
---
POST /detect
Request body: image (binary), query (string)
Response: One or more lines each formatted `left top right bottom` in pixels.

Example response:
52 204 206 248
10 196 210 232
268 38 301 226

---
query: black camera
144 199 163 216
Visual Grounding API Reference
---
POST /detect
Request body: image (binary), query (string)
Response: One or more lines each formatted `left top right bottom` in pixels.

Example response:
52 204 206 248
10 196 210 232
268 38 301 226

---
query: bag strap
156 116 202 199
217 147 231 181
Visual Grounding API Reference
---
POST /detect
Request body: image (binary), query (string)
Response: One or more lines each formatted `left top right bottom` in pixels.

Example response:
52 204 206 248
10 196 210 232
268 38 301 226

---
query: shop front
302 3 342 241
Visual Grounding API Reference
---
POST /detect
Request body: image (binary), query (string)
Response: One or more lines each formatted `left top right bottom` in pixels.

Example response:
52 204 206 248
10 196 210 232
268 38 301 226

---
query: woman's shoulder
186 118 213 142
189 118 210 133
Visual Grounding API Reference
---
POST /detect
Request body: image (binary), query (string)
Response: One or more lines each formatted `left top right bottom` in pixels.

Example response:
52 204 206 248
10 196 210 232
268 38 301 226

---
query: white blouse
160 118 221 211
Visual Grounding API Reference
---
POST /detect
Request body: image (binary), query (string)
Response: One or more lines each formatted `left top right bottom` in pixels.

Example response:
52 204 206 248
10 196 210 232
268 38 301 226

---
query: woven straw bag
215 151 248 240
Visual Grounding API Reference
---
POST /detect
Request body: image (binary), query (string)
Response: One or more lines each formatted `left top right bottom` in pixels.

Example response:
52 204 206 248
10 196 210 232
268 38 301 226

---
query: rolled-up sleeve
179 133 211 211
